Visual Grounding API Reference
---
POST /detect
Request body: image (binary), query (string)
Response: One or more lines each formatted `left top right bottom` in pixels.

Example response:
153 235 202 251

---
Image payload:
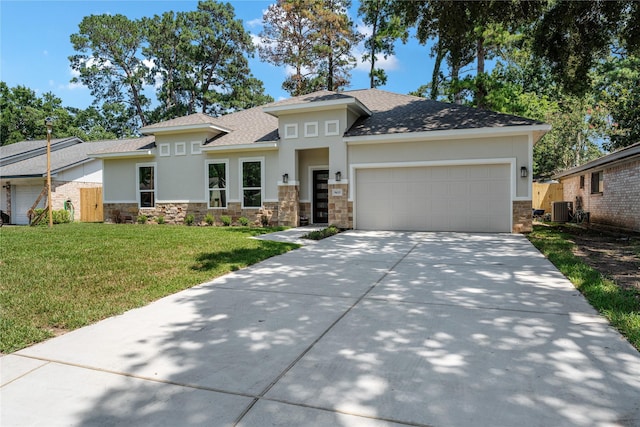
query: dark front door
313 170 329 224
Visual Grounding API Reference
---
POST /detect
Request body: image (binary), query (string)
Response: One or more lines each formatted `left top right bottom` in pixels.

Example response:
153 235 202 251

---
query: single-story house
554 141 640 232
91 89 550 233
0 137 123 224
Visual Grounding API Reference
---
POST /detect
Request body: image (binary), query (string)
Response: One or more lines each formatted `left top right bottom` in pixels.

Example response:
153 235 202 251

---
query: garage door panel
356 164 511 232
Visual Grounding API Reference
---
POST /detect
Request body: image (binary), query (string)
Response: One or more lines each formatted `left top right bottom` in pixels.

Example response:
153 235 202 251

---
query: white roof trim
345 124 552 145
201 142 279 153
264 97 372 117
140 123 232 135
89 149 155 159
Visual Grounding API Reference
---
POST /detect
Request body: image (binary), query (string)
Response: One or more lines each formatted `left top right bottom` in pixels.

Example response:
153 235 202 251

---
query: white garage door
356 164 511 232
14 185 47 225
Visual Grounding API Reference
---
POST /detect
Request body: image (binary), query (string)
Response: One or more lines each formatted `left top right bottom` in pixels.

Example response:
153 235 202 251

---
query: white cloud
66 67 85 90
246 17 263 28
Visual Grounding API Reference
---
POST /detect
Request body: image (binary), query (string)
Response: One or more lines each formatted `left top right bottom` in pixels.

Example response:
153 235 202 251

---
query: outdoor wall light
520 166 528 178
335 171 342 182
282 173 289 184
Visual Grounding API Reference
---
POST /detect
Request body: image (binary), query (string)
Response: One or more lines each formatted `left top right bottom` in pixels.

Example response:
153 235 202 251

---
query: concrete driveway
2 231 639 426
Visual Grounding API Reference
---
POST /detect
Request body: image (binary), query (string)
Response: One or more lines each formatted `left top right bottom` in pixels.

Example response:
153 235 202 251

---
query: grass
0 223 297 353
528 224 640 351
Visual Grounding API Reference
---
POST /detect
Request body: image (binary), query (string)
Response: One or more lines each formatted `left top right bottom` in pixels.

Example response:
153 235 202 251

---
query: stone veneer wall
562 159 640 232
512 200 532 233
328 183 351 229
278 184 299 227
104 201 279 226
299 202 311 225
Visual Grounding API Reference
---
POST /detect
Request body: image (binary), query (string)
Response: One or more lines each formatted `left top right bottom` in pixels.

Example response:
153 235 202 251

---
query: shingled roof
344 89 543 136
87 89 546 155
0 139 127 178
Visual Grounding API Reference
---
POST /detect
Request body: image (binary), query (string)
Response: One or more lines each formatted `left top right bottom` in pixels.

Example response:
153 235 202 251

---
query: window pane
209 163 226 189
139 166 154 190
140 191 154 208
209 189 226 208
243 161 261 188
243 189 261 207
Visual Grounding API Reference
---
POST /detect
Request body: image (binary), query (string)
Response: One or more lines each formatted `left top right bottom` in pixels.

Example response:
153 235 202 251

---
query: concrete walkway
2 231 640 426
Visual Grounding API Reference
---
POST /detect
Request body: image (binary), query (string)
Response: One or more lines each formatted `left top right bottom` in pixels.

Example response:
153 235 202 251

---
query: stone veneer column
278 184 299 227
512 200 532 233
328 183 350 228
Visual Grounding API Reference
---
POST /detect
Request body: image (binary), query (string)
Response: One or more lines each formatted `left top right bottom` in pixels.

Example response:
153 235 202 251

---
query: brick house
554 141 640 232
0 137 123 224
91 89 550 233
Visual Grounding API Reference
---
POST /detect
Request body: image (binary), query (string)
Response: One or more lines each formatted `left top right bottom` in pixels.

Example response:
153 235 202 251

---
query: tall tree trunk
430 41 445 100
369 12 379 89
476 35 487 108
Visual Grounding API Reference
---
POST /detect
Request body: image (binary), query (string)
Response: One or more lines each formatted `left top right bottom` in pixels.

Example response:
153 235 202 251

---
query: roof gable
0 139 126 179
554 141 640 178
140 113 231 135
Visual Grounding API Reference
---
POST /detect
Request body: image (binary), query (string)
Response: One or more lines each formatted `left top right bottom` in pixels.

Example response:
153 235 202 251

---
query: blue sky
1 0 438 108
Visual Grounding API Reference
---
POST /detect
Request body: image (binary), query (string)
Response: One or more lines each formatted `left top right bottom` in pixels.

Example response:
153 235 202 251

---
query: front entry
312 170 329 224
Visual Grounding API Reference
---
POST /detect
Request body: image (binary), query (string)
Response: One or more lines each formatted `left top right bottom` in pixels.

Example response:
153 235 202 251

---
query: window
207 161 227 208
591 171 603 194
579 175 585 189
241 159 263 208
284 124 298 139
159 144 170 157
325 120 339 136
175 142 186 156
137 164 156 208
304 122 318 137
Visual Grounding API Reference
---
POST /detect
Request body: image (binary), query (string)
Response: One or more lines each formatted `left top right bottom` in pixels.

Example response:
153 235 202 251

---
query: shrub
220 215 232 226
184 214 195 226
302 225 341 240
32 209 71 225
204 213 215 226
137 215 148 224
157 216 165 225
238 216 249 226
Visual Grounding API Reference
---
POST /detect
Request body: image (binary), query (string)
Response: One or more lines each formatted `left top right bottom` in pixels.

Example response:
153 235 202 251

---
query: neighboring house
0 137 123 224
554 141 640 232
91 89 550 233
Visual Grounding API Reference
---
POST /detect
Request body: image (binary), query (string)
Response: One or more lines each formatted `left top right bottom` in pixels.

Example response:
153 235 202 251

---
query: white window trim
205 159 229 209
159 144 170 157
284 124 298 139
191 141 202 155
325 120 340 136
304 121 319 138
136 162 157 209
239 157 265 209
175 142 186 156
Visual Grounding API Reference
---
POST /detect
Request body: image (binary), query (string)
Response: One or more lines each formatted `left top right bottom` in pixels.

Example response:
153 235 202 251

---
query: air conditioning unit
552 201 570 223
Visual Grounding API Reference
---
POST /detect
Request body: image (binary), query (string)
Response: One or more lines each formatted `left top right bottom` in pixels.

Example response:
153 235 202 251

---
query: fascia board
264 98 371 117
140 123 231 135
201 142 279 153
89 150 155 159
345 124 552 145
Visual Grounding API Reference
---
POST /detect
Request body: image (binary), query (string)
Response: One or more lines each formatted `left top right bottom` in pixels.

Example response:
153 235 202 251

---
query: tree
69 14 150 127
259 0 323 96
592 54 640 151
314 0 362 91
260 0 360 95
358 0 406 88
532 0 639 95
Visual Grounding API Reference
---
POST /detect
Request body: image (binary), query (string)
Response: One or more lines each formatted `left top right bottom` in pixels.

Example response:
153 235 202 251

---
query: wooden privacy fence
532 182 563 213
80 187 103 222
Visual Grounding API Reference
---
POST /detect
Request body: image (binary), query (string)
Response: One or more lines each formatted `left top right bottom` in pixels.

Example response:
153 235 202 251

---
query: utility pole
45 117 53 228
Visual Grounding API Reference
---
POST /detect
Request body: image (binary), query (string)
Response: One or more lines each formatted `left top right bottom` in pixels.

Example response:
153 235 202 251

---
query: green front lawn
528 225 640 351
0 223 298 353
